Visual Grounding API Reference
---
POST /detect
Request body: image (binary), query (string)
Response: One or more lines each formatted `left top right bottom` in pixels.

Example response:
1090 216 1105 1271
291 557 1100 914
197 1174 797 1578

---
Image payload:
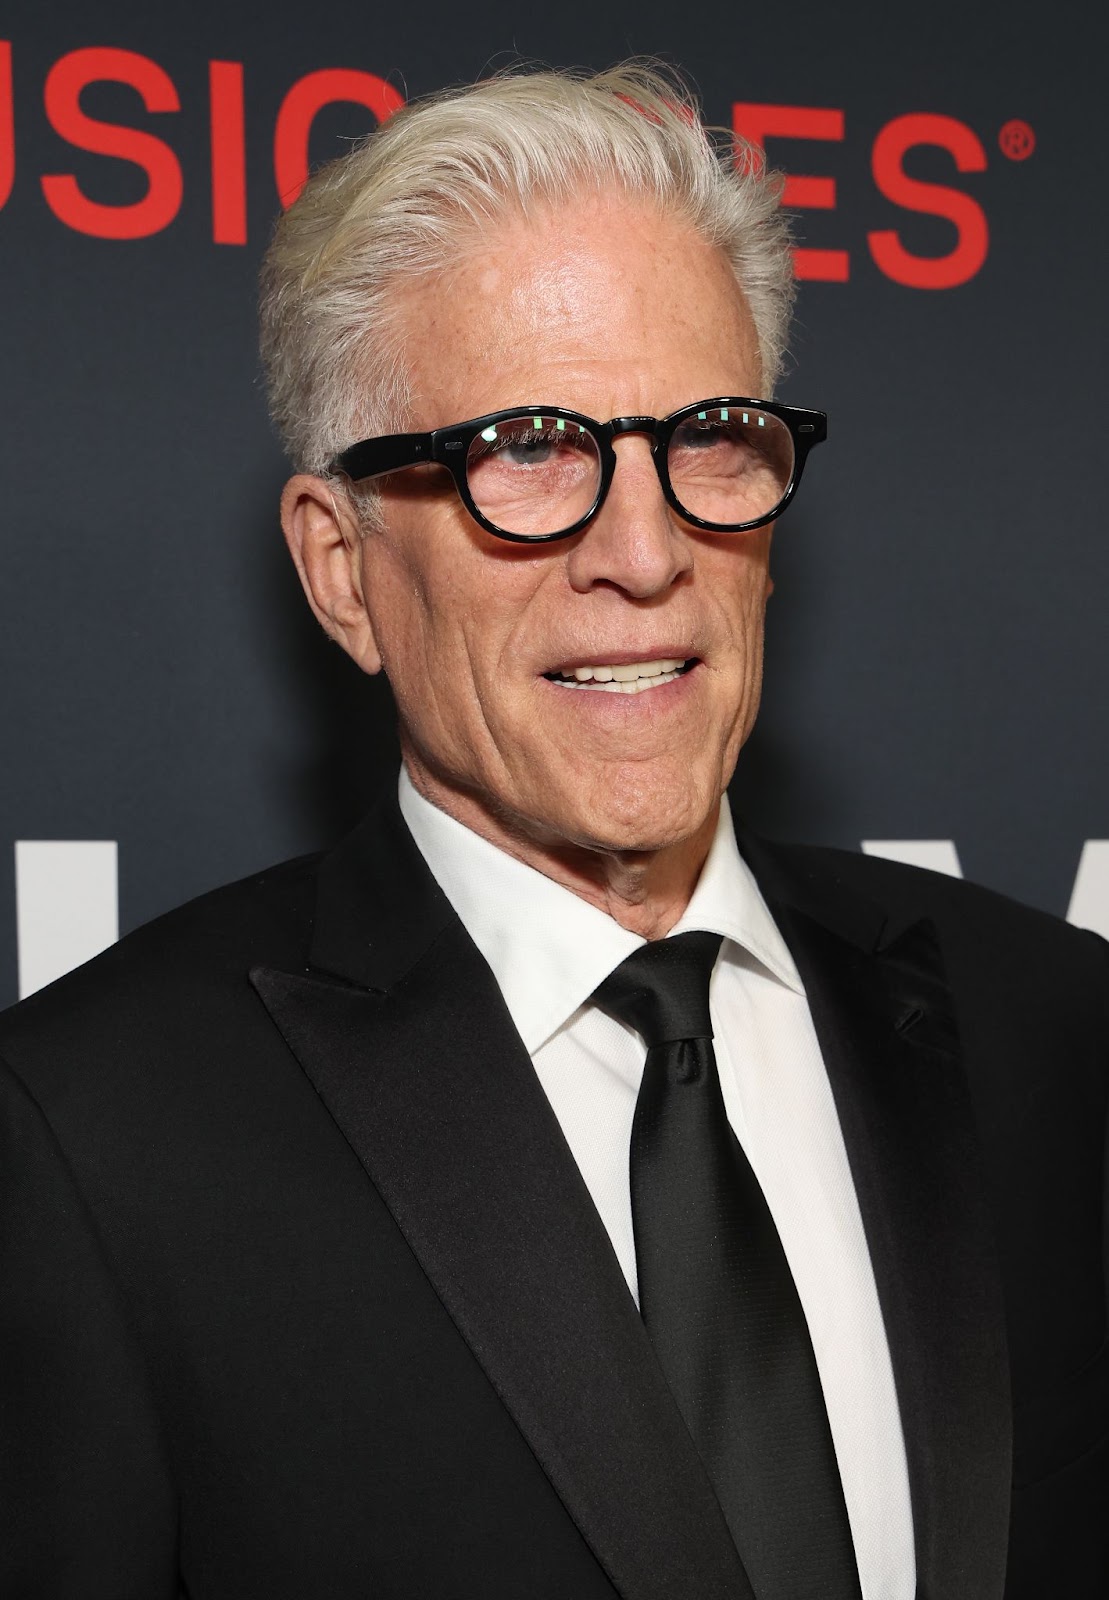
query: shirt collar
398 769 803 1053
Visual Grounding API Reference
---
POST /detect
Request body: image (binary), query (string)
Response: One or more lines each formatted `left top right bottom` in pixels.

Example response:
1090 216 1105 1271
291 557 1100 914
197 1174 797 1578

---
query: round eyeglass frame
329 396 827 544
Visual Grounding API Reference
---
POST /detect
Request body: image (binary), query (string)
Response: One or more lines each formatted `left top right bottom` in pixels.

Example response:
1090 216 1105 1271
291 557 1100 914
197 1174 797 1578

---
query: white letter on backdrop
15 840 119 999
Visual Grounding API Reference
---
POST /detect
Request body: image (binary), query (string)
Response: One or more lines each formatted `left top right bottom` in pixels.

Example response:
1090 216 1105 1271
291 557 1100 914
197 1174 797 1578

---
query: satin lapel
742 833 1012 1600
250 799 753 1600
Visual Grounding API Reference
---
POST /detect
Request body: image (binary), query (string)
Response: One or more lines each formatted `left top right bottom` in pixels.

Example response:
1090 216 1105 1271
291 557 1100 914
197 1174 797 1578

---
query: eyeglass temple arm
332 432 435 483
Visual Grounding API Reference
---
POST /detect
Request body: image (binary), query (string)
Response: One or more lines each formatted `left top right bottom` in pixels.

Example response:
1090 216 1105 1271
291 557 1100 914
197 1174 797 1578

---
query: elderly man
1 62 1106 1600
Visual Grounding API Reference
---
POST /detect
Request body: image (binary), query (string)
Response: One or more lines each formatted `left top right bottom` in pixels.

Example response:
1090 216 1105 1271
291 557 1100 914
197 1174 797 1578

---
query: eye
464 415 604 537
668 408 791 477
499 430 558 466
472 423 593 468
665 406 795 525
672 417 756 458
680 419 739 447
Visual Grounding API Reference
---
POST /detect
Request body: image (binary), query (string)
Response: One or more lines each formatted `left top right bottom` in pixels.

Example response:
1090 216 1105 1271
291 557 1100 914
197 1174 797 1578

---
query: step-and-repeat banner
2 0 1106 1003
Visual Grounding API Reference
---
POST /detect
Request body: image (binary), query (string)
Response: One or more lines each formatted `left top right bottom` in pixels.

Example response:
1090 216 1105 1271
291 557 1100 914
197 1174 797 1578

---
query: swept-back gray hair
259 61 794 482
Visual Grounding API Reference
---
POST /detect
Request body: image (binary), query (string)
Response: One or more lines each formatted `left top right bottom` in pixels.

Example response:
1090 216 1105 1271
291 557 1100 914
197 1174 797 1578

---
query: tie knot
592 930 723 1047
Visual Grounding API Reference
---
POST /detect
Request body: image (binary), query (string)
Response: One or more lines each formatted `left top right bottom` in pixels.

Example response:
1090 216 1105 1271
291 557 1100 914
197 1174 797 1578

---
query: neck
403 761 718 941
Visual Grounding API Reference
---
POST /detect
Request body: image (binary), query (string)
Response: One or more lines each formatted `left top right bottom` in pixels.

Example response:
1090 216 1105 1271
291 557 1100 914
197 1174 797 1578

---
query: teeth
549 658 691 694
564 657 685 684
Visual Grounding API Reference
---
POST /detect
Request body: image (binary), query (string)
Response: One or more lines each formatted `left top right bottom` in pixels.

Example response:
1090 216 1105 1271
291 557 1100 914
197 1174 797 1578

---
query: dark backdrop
3 0 1106 1004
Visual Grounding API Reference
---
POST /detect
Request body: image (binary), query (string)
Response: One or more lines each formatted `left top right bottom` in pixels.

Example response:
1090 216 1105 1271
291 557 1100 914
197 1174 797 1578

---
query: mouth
542 657 699 695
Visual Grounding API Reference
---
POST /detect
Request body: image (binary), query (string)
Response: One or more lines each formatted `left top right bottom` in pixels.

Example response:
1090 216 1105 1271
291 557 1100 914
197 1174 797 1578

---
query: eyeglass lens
463 406 796 538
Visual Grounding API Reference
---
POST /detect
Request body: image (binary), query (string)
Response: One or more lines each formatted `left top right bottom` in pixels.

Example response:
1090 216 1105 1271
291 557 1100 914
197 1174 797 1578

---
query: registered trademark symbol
999 120 1035 160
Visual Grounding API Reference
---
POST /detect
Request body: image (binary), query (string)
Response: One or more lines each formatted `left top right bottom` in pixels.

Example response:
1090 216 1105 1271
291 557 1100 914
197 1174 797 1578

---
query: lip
541 647 699 676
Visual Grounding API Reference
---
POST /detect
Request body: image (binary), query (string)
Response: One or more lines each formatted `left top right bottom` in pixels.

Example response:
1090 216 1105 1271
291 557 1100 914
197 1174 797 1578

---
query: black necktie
593 931 861 1600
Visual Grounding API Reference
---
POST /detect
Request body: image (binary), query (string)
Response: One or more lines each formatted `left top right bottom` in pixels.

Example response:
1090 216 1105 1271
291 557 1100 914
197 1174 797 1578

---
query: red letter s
868 114 988 289
41 47 182 239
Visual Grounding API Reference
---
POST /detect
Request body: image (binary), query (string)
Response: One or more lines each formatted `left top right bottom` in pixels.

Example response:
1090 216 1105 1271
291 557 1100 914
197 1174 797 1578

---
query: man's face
354 193 773 858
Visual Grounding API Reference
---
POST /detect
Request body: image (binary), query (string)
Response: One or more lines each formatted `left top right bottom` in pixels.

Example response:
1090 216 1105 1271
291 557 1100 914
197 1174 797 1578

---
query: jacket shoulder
0 851 321 1076
762 837 1108 981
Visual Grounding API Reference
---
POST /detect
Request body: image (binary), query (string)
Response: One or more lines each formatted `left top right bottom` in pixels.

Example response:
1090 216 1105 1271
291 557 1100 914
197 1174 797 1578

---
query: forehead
395 193 762 427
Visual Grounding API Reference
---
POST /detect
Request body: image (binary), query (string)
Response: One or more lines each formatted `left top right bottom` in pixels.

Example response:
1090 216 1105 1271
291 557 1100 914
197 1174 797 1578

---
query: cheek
359 519 452 675
360 520 540 727
713 540 773 654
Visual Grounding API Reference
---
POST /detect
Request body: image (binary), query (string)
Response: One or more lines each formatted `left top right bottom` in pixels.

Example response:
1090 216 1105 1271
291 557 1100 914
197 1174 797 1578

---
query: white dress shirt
398 769 916 1600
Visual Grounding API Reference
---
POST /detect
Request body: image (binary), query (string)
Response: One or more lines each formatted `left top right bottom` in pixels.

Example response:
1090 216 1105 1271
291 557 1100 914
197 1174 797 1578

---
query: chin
549 764 720 857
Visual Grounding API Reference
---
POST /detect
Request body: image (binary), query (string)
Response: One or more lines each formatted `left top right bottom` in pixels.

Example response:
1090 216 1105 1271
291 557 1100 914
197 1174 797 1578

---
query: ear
280 474 383 675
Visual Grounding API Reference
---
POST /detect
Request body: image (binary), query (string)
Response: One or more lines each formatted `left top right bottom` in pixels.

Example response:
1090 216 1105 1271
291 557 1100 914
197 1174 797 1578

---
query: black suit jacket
1 792 1107 1599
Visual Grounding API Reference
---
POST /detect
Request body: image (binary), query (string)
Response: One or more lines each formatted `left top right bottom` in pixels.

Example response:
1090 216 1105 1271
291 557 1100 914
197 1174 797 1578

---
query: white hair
259 61 795 489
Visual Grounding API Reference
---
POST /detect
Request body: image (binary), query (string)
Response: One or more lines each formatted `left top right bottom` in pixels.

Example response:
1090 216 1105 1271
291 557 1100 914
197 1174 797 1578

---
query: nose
564 435 693 599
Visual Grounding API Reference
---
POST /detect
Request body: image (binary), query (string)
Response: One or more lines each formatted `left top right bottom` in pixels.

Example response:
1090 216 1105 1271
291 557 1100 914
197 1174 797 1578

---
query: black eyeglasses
330 396 826 544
